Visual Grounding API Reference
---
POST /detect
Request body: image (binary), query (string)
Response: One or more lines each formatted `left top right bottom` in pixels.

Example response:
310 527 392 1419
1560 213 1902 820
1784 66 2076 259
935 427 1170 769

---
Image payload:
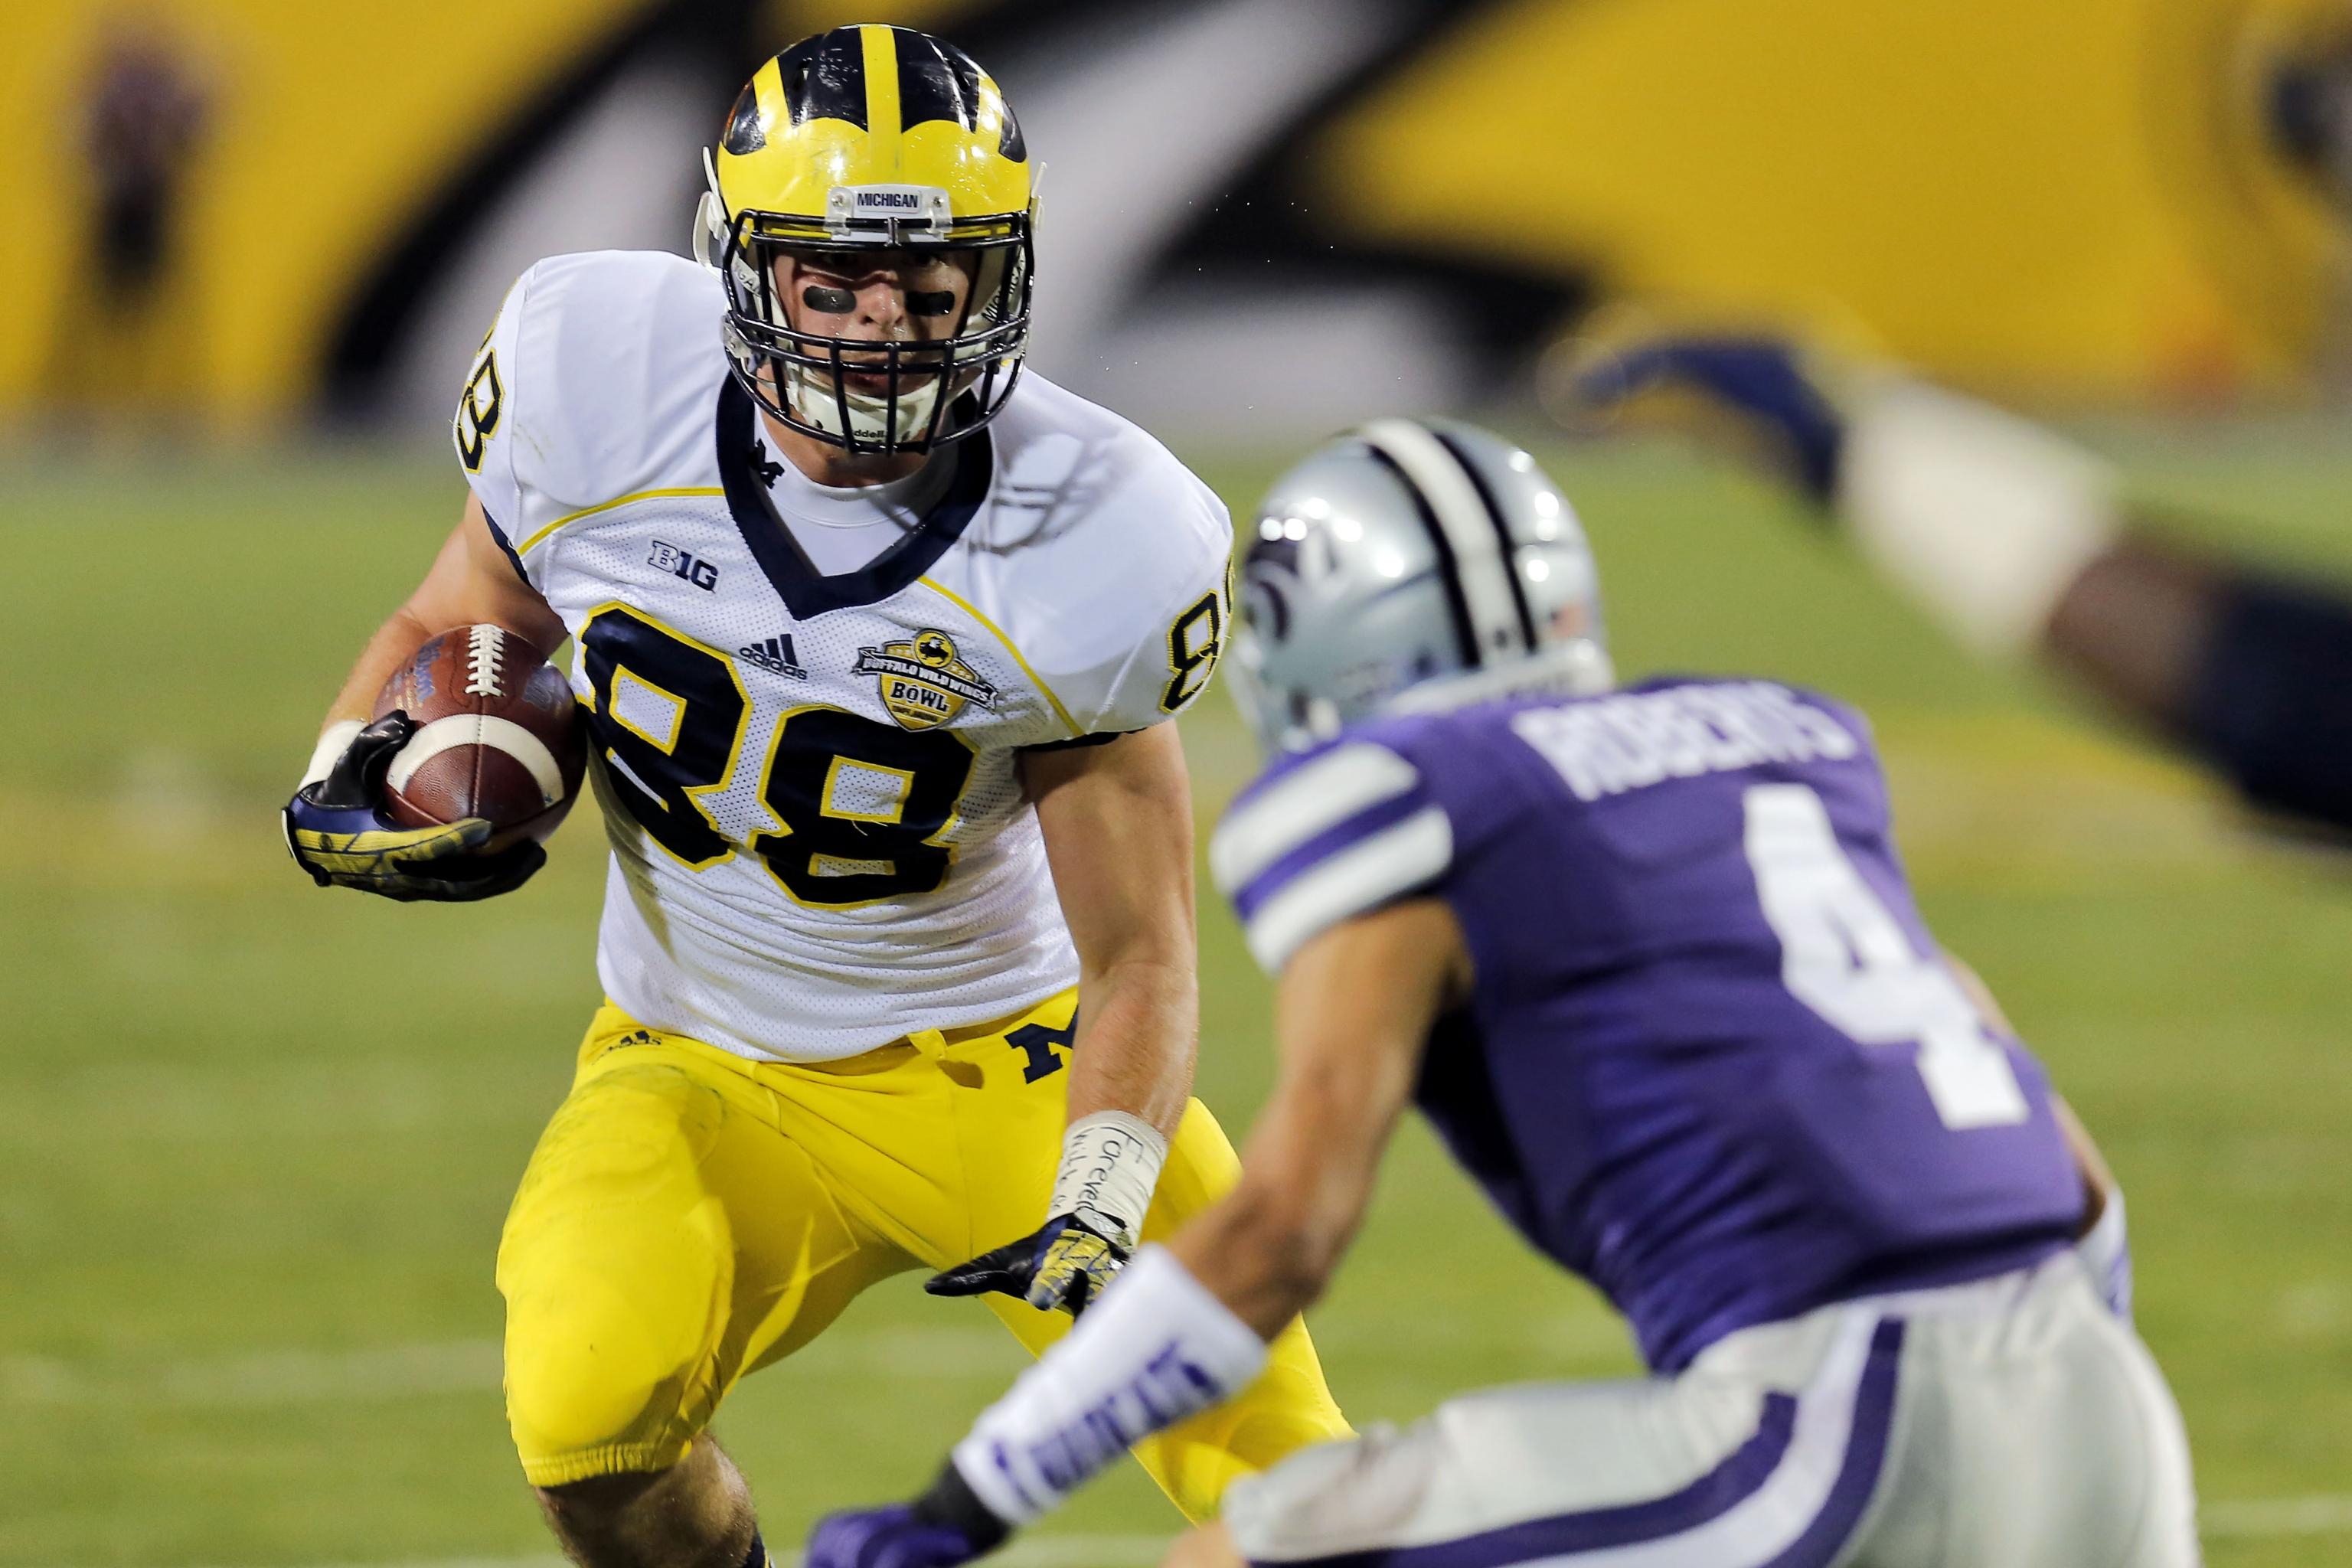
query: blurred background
4 1 2351 1564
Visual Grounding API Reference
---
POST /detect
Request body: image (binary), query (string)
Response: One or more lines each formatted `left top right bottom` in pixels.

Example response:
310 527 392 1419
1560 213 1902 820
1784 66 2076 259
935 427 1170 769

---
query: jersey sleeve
1047 459 1235 737
1209 740 1455 972
449 250 725 597
452 266 537 583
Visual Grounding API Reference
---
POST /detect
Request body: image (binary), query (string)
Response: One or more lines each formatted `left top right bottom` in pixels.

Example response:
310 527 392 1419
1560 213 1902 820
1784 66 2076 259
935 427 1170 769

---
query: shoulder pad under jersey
971 377 1236 739
453 250 726 588
1210 739 1454 972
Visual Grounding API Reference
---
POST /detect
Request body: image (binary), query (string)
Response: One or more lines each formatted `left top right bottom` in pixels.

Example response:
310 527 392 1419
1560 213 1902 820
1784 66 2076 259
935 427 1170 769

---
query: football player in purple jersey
804 421 2196 1568
1555 332 2352 838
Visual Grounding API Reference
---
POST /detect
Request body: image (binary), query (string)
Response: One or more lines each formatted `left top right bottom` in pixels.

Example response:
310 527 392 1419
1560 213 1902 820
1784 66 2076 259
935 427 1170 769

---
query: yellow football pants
496 991 1351 1516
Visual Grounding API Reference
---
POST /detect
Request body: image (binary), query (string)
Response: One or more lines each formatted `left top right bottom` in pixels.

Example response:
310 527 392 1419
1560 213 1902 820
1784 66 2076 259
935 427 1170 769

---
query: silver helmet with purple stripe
1228 420 1612 755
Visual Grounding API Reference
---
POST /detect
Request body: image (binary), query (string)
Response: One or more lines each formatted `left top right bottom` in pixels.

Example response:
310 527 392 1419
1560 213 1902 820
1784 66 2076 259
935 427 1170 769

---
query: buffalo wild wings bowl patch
854 629 998 730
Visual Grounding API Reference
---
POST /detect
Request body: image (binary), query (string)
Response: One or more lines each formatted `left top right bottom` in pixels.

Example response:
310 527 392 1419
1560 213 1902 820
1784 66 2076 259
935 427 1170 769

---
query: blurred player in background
45 26 212 423
281 25 1345 1568
1562 333 2352 837
1538 13 2352 843
804 422 2190 1568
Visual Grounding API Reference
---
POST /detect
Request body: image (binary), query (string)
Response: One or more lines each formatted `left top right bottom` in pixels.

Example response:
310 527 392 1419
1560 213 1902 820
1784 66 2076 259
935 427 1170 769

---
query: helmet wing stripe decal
775 28 867 129
861 24 904 151
894 25 984 133
1359 419 1527 663
1429 427 1540 650
707 28 1034 454
1358 443 1481 669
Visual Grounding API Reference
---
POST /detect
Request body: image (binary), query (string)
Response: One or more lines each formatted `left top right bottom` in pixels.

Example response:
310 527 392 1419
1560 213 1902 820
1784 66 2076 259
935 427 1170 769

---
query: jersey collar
717 376 992 619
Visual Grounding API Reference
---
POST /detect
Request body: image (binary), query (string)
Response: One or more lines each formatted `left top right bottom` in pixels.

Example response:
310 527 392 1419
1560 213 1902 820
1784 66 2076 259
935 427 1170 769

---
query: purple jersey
1210 677 2084 1371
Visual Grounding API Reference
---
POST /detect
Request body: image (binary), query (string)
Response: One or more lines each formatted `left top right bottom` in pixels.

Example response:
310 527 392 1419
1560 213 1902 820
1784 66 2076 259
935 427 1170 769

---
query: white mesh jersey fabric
454 250 1233 1062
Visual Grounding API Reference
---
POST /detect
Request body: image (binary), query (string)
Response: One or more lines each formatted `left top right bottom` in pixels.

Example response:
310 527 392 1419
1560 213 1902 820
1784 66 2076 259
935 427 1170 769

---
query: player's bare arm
927 725 1203 1315
1568 332 2352 833
810 900 1458 1568
1165 897 1464 1335
1026 726 1199 1137
1946 949 2134 1313
317 493 566 732
283 494 568 902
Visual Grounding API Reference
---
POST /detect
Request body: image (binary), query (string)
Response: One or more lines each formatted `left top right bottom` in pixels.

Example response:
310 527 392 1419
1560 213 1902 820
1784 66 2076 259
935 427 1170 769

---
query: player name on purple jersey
1213 676 2085 1371
1509 681 1859 801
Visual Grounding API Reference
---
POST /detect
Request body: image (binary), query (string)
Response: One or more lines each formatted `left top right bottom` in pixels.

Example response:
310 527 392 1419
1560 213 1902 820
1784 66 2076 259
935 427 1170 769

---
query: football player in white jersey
282 25 1347 1568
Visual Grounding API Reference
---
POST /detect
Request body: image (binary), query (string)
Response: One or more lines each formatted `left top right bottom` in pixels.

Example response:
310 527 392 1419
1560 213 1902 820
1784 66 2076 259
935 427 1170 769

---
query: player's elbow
1221 1184 1345 1318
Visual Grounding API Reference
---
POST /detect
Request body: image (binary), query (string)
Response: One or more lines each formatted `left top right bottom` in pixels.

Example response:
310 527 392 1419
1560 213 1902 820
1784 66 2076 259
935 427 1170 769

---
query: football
373 623 586 847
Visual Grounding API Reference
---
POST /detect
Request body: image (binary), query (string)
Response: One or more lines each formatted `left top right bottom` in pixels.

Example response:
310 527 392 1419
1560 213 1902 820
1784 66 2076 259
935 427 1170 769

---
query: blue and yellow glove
1556 332 1852 505
926 1208 1130 1317
929 1110 1165 1316
282 713 544 902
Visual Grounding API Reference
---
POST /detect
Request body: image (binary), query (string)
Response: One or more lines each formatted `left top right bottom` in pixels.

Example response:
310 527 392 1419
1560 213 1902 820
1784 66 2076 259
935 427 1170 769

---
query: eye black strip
1361 443 1481 669
1429 428 1538 652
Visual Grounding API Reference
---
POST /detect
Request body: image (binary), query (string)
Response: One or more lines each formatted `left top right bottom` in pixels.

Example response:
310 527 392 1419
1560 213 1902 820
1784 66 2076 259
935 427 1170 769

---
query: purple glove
805 1506 990 1568
805 1466 1011 1568
1565 335 1850 505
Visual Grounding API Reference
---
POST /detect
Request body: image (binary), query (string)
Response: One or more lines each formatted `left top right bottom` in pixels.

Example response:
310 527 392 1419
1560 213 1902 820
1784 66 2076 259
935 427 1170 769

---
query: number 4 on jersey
1743 783 2030 1130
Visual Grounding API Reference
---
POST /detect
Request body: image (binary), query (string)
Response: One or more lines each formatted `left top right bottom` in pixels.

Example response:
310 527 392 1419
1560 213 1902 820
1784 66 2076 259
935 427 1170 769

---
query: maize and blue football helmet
697 24 1034 455
1229 420 1612 755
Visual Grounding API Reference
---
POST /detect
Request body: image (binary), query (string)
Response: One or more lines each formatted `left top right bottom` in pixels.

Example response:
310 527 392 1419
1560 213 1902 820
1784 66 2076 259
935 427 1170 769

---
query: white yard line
11 1342 2348 1550
109 1494 2352 1568
2202 1493 2352 1538
214 1540 1179 1568
0 1341 506 1408
0 1325 1032 1409
4 1315 1619 1410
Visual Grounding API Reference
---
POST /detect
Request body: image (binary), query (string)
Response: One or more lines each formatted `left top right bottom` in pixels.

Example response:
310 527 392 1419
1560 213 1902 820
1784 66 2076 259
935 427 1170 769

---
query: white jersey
455 251 1230 1062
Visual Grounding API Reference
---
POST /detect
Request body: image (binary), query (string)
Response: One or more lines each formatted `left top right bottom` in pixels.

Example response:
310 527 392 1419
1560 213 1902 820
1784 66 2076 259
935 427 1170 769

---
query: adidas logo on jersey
740 635 808 679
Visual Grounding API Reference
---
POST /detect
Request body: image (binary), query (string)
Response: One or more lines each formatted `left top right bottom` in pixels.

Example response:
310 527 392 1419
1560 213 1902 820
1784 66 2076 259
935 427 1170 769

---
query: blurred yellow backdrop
4 0 2346 427
0 0 642 431
1318 0 2349 399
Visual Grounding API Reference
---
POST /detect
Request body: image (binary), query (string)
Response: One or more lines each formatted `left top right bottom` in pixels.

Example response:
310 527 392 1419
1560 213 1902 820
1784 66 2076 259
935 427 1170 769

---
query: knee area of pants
504 1275 717 1459
507 1351 697 1464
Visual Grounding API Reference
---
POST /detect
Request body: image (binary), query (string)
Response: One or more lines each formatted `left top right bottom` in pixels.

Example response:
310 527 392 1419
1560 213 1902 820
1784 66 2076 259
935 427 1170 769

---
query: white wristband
952 1245 1268 1527
1049 1111 1168 1250
1837 379 2120 658
302 720 365 789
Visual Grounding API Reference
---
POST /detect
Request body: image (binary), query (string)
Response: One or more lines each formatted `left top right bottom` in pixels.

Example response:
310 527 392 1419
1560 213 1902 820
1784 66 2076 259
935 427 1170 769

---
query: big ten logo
648 541 720 592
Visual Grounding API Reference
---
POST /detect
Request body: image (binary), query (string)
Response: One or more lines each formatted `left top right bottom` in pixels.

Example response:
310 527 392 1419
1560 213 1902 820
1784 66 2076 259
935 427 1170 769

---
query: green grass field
3 425 2350 1566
